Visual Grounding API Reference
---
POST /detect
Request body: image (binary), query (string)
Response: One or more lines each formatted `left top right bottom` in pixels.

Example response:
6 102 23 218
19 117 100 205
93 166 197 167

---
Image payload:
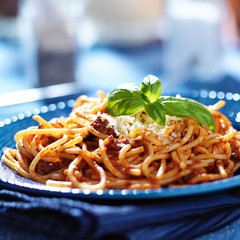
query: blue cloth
1 188 240 240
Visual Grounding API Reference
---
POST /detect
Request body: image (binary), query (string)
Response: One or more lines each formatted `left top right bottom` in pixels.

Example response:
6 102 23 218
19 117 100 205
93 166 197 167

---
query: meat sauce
91 116 116 137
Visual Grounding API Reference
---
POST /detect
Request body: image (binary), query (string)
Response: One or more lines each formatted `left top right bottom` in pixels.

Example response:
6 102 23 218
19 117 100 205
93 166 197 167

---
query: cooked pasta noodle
2 92 240 190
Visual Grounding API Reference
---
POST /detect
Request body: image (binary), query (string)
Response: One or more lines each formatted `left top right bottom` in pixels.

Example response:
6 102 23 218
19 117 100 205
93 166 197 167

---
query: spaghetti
2 91 240 190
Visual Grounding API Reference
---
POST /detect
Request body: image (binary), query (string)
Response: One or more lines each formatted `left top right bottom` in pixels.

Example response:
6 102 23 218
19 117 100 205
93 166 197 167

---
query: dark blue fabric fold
1 188 240 240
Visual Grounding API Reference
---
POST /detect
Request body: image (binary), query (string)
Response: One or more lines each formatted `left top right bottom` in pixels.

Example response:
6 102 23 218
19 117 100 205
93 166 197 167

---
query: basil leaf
106 88 145 116
145 102 166 127
159 97 215 131
141 75 161 103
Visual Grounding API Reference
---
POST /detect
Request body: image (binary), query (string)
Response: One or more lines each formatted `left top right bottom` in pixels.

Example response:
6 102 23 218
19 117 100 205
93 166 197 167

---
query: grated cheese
99 111 184 137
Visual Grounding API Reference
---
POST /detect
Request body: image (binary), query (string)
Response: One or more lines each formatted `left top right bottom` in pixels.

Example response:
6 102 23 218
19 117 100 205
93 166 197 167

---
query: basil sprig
106 75 215 131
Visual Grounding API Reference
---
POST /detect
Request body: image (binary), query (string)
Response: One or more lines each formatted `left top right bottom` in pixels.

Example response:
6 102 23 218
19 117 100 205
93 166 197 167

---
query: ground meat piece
36 158 70 175
206 162 215 172
105 136 144 152
36 160 61 175
105 136 130 151
230 137 240 160
91 116 116 136
131 139 144 148
85 141 99 151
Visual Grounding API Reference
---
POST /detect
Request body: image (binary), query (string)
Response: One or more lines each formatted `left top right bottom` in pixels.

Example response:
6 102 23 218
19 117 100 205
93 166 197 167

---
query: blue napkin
1 188 240 240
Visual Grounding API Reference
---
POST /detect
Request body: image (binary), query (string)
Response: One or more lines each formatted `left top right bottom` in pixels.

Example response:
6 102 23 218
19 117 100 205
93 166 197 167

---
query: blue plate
1 90 240 200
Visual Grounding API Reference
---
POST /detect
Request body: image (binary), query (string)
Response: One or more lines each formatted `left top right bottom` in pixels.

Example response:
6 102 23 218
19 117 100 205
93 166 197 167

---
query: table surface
1 39 240 240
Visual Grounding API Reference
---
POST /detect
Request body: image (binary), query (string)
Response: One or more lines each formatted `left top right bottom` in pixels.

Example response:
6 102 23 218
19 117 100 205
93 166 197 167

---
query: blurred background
0 0 240 104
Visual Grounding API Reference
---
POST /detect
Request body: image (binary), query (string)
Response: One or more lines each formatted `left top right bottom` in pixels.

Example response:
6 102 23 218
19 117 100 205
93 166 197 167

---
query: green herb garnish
106 75 215 131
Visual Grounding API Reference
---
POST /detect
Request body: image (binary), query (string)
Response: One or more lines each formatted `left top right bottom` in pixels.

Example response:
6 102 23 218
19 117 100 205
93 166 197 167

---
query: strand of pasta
15 127 89 142
99 139 127 178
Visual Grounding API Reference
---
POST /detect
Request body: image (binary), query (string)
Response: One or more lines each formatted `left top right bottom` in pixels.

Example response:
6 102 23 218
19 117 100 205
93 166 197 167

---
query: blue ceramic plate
1 90 240 200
